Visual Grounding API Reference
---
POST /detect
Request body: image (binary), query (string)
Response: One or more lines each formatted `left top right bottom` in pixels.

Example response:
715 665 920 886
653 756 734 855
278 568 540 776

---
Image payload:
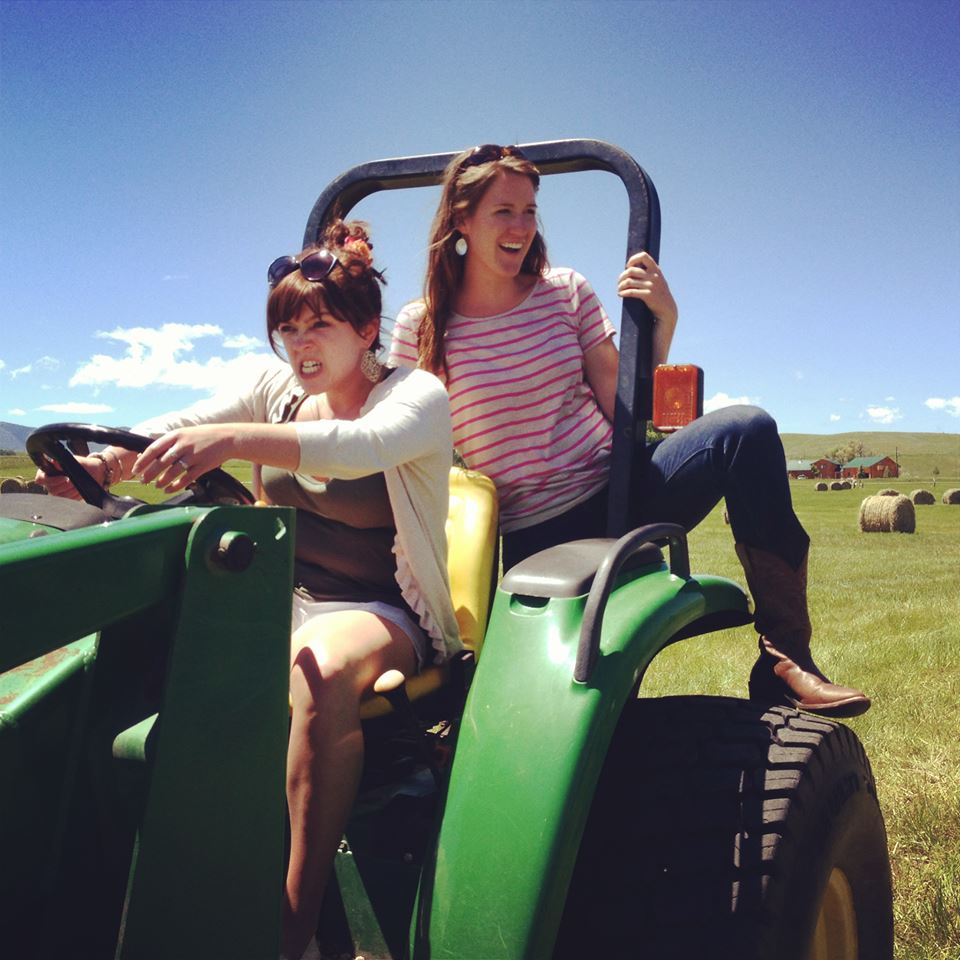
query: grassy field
781 431 960 483
2 456 959 956
642 477 960 959
0 455 255 503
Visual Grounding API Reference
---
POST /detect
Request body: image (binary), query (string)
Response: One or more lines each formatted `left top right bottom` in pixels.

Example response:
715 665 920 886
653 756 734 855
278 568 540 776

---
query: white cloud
0 359 6 372
8 407 26 416
37 402 114 414
925 396 960 417
704 392 756 413
7 356 61 379
223 334 263 352
866 405 903 425
69 323 273 394
830 414 841 422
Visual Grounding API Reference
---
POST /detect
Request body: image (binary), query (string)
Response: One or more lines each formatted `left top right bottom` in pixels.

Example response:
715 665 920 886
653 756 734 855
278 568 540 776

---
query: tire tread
553 696 892 960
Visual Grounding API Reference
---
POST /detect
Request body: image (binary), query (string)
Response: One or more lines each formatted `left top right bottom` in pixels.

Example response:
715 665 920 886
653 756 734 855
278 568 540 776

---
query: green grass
642 477 960 959
0 455 254 503
3 457 959 956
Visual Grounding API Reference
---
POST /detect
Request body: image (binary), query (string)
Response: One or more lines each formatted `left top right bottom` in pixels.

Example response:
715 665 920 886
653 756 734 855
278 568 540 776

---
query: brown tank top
260 387 406 607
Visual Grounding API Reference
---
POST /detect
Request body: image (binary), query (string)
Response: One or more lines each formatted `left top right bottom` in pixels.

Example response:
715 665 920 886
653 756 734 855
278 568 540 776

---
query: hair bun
324 218 369 248
324 218 375 276
342 236 373 269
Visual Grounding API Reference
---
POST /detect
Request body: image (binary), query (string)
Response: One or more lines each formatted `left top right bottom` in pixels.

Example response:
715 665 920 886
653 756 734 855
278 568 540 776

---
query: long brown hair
267 219 387 357
419 149 548 375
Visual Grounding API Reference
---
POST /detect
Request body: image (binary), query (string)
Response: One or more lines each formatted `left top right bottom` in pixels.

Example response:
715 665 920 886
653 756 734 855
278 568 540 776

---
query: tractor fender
413 531 750 959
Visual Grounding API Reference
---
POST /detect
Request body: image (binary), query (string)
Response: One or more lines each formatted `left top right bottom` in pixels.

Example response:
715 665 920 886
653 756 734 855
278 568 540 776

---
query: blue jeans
502 405 810 572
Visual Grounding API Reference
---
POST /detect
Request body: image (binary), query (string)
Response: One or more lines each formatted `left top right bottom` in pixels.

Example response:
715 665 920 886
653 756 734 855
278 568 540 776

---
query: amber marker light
652 364 704 433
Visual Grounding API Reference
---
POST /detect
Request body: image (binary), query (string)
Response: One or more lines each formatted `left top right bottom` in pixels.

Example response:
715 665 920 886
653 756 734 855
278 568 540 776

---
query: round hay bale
815 482 828 492
25 480 47 495
910 489 935 505
830 481 844 491
859 495 915 533
877 488 900 497
0 476 26 494
840 480 852 490
943 488 960 505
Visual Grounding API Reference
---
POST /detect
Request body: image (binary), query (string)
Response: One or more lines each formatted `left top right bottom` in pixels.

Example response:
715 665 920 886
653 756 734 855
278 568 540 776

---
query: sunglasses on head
460 143 528 170
267 248 341 288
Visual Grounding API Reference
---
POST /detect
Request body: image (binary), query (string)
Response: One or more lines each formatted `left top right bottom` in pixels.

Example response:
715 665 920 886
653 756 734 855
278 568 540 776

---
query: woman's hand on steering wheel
35 454 105 501
133 424 239 495
27 423 254 517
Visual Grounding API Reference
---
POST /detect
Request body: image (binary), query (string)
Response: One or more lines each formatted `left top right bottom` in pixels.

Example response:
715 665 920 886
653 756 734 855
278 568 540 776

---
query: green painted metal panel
0 636 96 717
414 565 748 959
115 505 294 960
0 516 49 546
0 636 97 920
0 508 208 674
0 504 296 957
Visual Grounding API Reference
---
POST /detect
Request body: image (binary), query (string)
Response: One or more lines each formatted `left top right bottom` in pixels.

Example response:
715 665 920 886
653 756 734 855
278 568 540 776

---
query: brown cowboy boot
735 543 871 718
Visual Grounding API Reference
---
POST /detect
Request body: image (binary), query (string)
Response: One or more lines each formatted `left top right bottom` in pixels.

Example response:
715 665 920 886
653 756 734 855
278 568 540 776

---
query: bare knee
287 652 364 797
289 645 361 724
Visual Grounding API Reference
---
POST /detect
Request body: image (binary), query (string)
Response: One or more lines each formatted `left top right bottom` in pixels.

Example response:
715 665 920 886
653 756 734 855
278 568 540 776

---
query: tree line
824 440 873 464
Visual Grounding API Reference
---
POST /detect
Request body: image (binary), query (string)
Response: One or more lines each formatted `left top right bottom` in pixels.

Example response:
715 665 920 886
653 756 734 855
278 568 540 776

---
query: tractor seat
359 466 499 719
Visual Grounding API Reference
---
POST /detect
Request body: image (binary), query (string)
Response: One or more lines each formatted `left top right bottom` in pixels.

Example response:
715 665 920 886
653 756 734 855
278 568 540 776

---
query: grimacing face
276 304 376 395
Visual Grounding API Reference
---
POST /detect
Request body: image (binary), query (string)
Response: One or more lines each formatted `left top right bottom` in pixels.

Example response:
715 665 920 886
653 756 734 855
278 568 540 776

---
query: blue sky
1 0 958 436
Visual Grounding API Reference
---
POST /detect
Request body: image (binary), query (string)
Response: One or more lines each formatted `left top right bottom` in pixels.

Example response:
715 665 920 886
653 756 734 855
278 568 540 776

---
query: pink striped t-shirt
389 268 616 532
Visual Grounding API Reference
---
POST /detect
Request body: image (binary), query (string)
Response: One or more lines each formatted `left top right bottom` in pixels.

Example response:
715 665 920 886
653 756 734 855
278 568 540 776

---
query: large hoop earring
360 348 383 383
455 235 468 257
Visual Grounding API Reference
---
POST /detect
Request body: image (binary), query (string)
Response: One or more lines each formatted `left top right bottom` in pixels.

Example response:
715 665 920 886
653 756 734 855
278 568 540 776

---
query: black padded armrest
501 537 664 599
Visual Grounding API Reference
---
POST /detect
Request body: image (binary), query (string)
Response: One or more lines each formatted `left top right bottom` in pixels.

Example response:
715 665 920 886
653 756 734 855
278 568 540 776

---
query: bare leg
282 611 417 960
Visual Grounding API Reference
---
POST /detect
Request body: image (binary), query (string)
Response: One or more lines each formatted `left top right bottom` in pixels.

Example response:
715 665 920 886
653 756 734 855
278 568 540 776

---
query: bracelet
90 452 115 488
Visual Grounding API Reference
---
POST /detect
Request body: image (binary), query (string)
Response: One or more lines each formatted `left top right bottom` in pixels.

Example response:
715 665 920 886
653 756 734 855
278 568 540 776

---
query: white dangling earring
360 348 382 383
455 235 468 257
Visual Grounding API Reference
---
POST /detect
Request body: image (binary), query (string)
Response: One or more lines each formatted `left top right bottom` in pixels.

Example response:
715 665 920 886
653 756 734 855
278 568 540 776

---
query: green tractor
0 141 892 960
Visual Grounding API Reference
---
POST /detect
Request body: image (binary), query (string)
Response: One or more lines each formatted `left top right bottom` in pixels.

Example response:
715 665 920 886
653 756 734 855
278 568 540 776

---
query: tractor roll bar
575 523 689 683
302 139 661 537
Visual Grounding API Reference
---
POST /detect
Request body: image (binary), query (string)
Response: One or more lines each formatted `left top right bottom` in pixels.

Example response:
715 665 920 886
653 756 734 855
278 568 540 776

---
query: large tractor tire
554 696 892 960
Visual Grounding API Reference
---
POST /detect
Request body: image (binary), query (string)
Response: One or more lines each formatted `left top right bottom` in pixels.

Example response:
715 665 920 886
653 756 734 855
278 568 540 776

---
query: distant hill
0 421 130 454
0 422 33 452
780 431 960 481
4 421 958 480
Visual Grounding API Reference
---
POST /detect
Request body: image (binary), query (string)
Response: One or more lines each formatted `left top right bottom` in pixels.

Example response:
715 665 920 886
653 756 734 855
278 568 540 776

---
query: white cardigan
136 361 462 663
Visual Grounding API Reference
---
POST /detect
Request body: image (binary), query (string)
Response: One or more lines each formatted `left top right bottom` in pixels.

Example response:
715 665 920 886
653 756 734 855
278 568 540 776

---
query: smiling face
458 171 539 287
276 304 376 395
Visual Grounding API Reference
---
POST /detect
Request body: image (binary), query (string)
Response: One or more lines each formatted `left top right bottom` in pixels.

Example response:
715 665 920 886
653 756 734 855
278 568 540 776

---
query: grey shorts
290 593 430 671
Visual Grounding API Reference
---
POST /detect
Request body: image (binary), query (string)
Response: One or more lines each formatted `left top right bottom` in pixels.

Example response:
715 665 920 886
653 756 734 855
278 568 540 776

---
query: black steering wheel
27 423 255 520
